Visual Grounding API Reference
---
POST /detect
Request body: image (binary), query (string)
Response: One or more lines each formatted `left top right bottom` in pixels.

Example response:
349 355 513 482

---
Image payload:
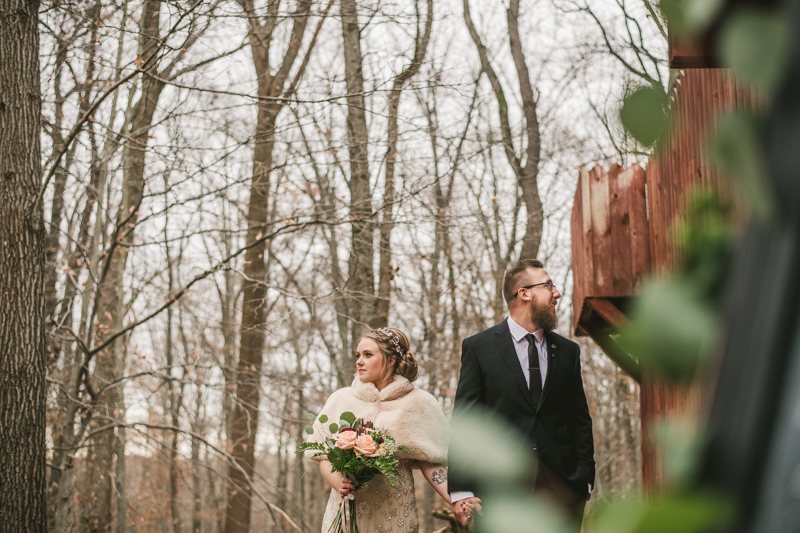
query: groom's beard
531 298 558 331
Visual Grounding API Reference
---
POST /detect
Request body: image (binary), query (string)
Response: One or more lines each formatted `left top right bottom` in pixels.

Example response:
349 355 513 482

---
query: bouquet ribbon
341 493 355 532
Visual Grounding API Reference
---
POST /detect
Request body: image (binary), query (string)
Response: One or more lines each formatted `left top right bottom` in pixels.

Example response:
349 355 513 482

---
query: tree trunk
225 2 315 530
375 0 433 328
225 110 277 533
191 392 204 533
340 0 376 351
463 0 544 264
294 386 307 531
48 155 100 530
0 0 47 530
164 202 185 533
82 1 165 530
116 421 127 533
506 0 543 260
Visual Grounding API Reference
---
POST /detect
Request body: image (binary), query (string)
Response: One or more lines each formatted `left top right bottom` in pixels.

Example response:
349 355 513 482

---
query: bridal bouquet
297 411 411 533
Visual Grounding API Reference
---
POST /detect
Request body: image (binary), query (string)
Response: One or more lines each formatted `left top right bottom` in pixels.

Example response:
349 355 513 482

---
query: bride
306 327 462 532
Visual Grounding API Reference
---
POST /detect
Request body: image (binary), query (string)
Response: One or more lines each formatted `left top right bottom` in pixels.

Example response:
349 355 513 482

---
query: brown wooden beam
582 321 641 382
587 298 631 330
580 299 640 381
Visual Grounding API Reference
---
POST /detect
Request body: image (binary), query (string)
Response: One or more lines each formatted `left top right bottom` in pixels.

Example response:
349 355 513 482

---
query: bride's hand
339 477 356 496
453 497 482 525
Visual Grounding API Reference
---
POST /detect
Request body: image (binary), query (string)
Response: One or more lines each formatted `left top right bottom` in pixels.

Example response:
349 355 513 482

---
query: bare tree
225 1 328 531
463 0 544 262
0 0 47 530
82 2 185 529
563 0 669 159
375 0 433 327
339 0 376 356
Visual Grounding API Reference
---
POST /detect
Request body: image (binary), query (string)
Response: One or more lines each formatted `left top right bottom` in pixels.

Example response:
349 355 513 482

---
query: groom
448 259 595 532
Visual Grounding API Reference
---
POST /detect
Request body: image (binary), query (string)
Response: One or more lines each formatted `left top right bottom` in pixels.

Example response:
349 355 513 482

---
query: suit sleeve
447 338 483 494
571 344 596 491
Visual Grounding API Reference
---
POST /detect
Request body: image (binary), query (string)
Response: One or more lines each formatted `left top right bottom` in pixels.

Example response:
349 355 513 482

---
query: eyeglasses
513 280 557 297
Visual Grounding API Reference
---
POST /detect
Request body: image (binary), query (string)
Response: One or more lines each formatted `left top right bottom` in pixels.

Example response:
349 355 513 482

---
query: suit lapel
493 321 536 411
538 331 559 408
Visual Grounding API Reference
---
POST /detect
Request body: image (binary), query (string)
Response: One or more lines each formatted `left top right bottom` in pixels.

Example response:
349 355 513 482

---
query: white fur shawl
306 374 450 465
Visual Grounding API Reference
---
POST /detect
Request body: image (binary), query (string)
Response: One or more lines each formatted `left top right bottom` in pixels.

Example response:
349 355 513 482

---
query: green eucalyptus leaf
707 113 776 221
329 423 339 434
590 499 646 533
661 0 728 38
591 492 731 533
340 411 356 425
306 413 316 421
304 425 314 435
656 418 707 485
684 0 725 34
449 407 534 486
720 9 789 92
618 279 719 380
669 188 735 303
319 414 328 423
661 0 725 39
659 0 690 40
480 493 566 533
620 86 669 147
338 420 351 429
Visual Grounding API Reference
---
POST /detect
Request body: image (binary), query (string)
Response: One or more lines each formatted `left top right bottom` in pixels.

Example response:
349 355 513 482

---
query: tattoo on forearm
431 468 447 485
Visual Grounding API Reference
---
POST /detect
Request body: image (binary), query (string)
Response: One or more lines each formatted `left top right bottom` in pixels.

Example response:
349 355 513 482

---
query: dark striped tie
526 333 542 407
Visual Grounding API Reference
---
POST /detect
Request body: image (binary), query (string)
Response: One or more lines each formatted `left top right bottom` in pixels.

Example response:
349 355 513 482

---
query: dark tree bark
0 0 47 530
340 0 376 351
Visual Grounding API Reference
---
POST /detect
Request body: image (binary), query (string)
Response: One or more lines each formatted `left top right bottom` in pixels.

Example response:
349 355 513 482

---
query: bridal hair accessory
377 327 405 357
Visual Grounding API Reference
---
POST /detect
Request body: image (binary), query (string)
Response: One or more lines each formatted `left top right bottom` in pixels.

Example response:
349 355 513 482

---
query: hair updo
362 327 419 382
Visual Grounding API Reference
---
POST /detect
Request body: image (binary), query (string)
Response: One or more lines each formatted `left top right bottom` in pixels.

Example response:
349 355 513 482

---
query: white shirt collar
506 316 545 345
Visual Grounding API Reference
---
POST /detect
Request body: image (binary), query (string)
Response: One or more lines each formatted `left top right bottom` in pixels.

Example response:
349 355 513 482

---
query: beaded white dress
321 460 418 533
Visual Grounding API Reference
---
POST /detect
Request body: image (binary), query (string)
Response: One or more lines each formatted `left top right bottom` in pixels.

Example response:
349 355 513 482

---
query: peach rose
335 429 358 450
354 434 378 457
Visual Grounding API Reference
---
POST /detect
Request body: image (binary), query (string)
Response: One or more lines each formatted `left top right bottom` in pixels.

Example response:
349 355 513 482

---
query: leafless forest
39 0 664 530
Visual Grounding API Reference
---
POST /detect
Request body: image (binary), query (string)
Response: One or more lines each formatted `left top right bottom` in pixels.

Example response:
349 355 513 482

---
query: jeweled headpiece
376 327 405 357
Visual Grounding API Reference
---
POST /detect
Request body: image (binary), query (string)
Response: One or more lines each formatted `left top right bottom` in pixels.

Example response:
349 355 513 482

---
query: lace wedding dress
321 460 419 533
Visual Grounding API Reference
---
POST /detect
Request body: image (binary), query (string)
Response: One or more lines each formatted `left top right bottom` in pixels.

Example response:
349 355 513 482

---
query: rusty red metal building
570 68 761 492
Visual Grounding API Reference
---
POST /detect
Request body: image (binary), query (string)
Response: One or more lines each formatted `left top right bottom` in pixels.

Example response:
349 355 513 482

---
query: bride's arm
318 459 356 496
417 461 451 504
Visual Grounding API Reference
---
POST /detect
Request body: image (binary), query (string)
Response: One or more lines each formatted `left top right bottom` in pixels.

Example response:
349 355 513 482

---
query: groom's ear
516 288 531 304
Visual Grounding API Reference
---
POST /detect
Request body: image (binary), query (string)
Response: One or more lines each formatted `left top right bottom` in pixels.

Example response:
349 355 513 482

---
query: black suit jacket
448 320 595 498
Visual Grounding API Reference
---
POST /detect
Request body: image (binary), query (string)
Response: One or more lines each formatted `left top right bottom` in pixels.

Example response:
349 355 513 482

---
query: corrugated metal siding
647 68 762 274
570 68 761 495
641 68 761 493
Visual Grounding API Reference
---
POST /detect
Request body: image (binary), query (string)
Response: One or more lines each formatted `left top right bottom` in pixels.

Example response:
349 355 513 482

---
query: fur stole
306 374 450 465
